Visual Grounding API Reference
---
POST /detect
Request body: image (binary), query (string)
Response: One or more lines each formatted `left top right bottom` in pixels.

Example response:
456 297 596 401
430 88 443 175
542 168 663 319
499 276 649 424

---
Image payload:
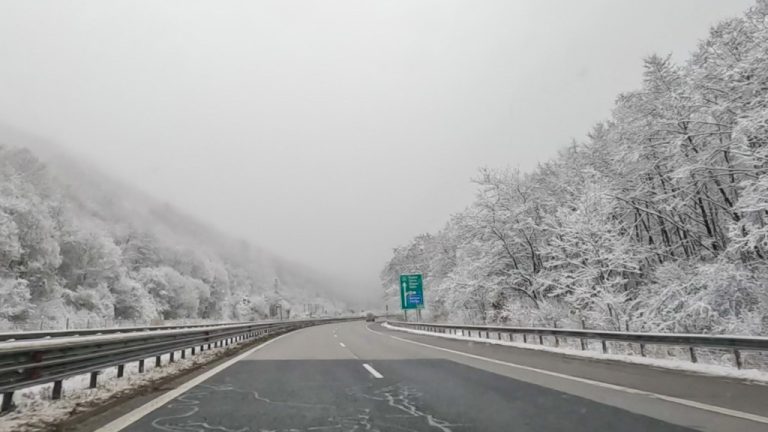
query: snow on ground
382 322 768 384
0 339 254 432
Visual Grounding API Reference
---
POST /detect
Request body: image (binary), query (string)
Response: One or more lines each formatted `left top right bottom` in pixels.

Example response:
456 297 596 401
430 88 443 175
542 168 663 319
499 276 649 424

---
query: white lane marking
95 329 303 432
363 363 384 379
339 342 346 348
365 324 768 426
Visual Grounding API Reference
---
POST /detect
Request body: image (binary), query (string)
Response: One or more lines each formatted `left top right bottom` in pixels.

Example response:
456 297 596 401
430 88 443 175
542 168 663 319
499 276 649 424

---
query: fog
0 0 752 304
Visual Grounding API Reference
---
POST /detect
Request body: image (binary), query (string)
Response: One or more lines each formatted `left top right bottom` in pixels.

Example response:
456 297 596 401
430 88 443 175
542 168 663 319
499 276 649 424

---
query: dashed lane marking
363 363 384 379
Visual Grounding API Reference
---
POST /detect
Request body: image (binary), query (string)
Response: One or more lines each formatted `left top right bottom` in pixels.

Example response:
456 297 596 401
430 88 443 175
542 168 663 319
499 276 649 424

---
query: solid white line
339 342 346 348
366 324 768 426
363 363 384 379
95 330 302 432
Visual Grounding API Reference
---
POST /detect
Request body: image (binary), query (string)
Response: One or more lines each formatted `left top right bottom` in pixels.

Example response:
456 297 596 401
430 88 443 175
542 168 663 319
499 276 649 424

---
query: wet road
107 322 768 432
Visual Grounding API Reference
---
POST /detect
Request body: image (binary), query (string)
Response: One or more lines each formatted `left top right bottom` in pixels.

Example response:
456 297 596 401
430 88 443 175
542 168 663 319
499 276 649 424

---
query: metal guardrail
0 321 260 342
0 317 358 412
386 320 768 371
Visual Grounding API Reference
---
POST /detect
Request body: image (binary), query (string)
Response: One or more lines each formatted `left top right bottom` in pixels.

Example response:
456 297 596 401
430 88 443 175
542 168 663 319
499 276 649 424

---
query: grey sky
0 0 754 303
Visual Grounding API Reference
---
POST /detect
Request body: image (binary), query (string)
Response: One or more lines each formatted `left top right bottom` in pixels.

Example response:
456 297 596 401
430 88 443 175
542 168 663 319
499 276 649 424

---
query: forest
382 2 768 335
0 133 346 329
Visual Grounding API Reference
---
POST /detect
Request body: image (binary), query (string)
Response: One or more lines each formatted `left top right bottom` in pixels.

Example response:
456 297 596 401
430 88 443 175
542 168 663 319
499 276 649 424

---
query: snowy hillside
0 130 348 328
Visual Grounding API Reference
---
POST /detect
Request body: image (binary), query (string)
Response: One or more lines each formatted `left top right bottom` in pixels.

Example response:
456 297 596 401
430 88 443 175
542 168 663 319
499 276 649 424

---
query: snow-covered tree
381 2 768 335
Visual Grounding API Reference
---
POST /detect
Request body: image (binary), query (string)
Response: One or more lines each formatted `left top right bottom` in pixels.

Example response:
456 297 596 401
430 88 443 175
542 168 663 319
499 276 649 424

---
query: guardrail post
2 392 14 412
523 334 527 343
89 371 98 388
192 347 196 355
52 380 63 400
734 349 743 369
486 331 490 338
181 349 186 360
601 340 608 354
139 359 145 373
580 319 588 350
170 352 175 363
580 338 587 350
538 334 544 345
117 364 125 378
639 343 646 357
689 347 698 363
156 356 162 367
497 332 501 340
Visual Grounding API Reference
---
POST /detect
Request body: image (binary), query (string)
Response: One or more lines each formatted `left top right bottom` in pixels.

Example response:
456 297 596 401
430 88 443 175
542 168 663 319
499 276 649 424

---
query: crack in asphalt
149 382 462 432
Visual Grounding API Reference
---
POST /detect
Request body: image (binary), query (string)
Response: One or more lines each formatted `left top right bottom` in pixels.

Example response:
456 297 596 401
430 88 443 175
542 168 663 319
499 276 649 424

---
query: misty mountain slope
0 130 348 326
382 1 768 335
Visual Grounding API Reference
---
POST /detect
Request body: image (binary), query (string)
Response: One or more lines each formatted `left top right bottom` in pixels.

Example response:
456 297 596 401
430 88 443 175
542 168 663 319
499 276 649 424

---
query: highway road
95 321 768 432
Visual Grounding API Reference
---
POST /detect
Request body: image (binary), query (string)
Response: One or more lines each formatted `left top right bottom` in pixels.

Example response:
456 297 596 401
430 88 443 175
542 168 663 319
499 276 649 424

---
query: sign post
399 274 424 321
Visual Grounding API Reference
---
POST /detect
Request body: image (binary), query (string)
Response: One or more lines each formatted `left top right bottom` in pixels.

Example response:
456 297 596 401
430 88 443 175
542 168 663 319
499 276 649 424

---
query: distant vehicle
365 312 376 322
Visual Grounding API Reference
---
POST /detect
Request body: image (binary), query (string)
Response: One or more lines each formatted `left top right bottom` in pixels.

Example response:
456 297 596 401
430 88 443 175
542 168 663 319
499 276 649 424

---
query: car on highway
365 312 376 322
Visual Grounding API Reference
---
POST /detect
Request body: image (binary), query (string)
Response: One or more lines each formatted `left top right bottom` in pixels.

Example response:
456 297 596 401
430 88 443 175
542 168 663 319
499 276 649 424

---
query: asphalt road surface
103 321 768 432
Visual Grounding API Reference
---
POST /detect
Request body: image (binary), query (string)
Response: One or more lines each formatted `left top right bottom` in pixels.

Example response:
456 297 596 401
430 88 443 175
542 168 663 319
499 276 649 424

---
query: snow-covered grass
0 338 259 432
382 322 768 384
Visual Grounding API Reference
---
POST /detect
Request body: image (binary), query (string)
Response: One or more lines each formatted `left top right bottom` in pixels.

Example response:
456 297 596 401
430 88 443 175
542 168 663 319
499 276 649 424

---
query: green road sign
399 274 424 310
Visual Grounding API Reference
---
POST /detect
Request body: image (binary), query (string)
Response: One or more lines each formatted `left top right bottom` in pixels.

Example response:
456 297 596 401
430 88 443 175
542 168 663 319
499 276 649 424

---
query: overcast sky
0 0 754 303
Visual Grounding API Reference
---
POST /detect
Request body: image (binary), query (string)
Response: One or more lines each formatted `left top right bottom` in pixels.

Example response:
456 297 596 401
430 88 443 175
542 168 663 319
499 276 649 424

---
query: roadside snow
382 322 768 384
0 342 250 432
